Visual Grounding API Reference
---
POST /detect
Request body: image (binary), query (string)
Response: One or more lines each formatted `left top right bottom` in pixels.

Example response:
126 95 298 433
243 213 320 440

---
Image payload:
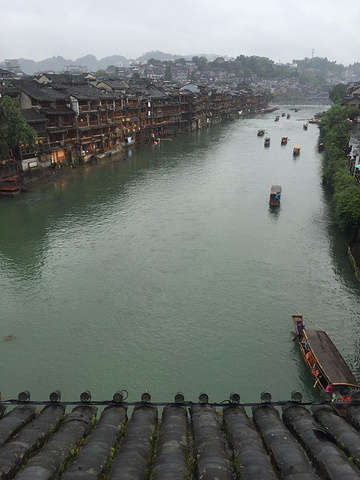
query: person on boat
312 363 320 377
305 350 314 364
326 383 335 393
339 386 352 402
341 394 352 402
295 318 305 338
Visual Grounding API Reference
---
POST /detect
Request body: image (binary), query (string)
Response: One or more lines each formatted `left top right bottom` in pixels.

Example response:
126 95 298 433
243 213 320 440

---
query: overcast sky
2 0 359 65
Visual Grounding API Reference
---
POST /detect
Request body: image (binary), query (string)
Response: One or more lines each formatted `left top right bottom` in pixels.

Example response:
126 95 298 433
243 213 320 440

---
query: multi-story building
0 73 268 172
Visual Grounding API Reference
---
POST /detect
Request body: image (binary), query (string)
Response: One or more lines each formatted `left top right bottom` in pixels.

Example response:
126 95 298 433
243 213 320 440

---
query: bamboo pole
313 377 321 388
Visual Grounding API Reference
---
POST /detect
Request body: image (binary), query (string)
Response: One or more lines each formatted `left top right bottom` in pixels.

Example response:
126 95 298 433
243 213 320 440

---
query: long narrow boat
293 145 301 156
0 185 21 197
292 314 360 401
269 185 281 206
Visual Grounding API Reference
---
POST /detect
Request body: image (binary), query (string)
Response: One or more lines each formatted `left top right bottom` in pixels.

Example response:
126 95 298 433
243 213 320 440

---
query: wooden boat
275 115 280 122
281 112 285 117
264 137 271 147
293 145 301 156
3 175 19 183
257 129 265 137
318 142 325 152
0 185 21 197
269 185 281 206
292 314 360 401
303 122 308 130
281 136 288 145
287 114 290 119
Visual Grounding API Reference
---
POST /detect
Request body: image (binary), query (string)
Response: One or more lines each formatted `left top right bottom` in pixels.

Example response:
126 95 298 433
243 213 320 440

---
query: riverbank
0 148 130 195
348 238 360 280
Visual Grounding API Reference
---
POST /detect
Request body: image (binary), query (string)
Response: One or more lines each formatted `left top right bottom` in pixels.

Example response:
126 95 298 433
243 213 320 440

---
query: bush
320 105 359 234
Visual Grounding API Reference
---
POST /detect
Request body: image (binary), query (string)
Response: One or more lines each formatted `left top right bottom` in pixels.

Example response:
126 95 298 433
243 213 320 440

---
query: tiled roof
99 79 129 90
17 81 70 101
0 400 359 479
36 74 88 86
67 85 115 100
17 81 114 102
20 109 49 124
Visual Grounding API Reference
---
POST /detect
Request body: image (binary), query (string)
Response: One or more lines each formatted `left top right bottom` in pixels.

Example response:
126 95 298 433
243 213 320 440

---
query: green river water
1 105 360 404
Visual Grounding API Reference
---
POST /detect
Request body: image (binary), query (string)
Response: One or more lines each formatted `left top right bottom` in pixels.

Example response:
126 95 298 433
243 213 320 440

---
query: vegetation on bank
329 83 348 105
0 96 37 160
319 105 360 236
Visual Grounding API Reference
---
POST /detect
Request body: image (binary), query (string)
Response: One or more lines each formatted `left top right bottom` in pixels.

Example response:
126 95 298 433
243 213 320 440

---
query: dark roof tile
0 401 358 479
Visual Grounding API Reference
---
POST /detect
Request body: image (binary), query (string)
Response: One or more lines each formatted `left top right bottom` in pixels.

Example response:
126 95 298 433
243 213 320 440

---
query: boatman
295 317 305 339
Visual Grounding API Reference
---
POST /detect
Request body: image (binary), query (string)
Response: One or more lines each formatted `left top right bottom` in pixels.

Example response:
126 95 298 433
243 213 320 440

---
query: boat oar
293 310 336 340
313 377 321 389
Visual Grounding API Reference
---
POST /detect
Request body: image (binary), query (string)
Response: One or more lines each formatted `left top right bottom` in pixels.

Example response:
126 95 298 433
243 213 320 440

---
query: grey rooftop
0 398 360 479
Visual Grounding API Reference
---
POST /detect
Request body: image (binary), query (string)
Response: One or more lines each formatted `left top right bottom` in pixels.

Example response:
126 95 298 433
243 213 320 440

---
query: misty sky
2 0 359 65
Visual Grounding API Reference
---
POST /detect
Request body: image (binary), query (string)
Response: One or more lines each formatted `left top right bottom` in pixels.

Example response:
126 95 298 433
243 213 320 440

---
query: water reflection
268 205 281 221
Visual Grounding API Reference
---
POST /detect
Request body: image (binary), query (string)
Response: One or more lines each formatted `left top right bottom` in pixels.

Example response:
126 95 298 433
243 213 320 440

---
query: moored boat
269 185 281 206
281 136 288 145
287 114 290 119
0 185 21 197
257 129 265 137
293 145 301 156
303 122 308 130
275 115 280 122
309 118 320 124
292 314 360 401
264 137 271 147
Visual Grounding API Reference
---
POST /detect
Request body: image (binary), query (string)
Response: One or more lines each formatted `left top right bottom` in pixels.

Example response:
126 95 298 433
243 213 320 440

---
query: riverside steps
0 395 360 479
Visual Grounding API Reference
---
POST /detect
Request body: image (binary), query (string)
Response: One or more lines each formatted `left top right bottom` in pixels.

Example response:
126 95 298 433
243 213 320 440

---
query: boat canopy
270 185 282 194
305 329 359 387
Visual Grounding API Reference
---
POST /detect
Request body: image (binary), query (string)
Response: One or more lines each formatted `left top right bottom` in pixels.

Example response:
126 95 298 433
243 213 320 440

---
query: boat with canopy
292 313 360 401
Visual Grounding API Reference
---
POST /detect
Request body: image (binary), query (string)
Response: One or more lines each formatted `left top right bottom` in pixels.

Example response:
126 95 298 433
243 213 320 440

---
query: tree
147 58 163 66
93 69 107 78
334 186 360 235
131 72 141 81
164 63 172 81
192 56 208 71
0 95 37 160
329 83 347 104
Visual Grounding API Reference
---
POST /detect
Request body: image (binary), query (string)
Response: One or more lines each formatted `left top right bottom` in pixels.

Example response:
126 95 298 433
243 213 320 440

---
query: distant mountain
137 51 182 62
12 58 38 73
97 55 130 69
136 51 220 62
0 51 222 74
35 56 72 73
74 54 99 71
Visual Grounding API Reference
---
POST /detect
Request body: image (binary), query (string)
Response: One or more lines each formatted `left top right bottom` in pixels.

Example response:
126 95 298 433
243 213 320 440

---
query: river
1 105 360 404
